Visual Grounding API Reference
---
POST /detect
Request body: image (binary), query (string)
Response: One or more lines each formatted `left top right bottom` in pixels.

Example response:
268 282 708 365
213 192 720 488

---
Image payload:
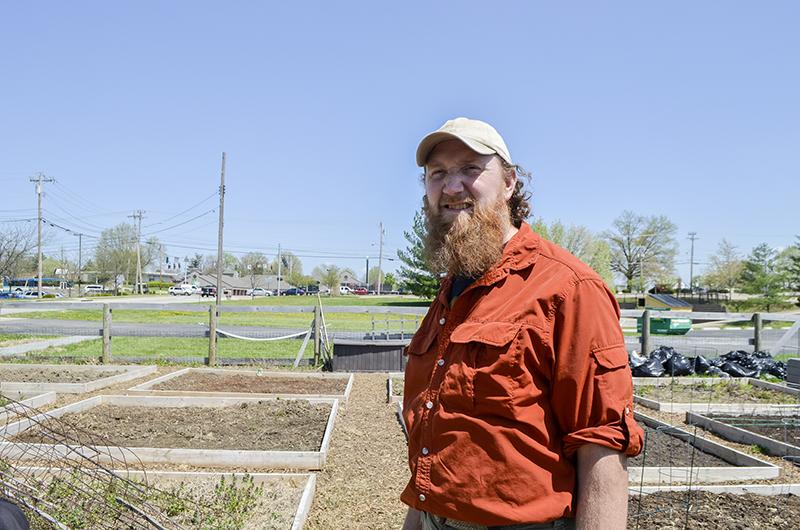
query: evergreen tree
397 209 439 298
740 243 785 311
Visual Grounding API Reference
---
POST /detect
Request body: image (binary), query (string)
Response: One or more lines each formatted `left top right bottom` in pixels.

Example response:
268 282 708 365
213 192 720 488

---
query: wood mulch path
305 373 409 529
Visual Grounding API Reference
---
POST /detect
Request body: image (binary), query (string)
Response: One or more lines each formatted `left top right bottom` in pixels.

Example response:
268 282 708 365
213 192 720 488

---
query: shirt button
437 359 445 367
419 494 426 502
425 400 433 409
422 447 429 455
439 317 446 325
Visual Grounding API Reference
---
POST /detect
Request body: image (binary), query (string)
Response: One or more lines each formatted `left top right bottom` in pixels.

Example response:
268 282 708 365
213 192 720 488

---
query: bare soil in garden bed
153 371 348 395
628 490 800 529
0 365 124 383
635 381 798 404
630 425 729 467
13 400 331 451
708 414 800 446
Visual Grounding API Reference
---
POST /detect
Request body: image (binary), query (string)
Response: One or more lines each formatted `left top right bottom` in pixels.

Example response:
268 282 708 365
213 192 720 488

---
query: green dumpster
636 315 692 335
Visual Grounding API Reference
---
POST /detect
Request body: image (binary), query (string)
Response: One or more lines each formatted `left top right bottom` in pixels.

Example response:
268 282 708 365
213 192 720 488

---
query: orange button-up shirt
401 223 643 526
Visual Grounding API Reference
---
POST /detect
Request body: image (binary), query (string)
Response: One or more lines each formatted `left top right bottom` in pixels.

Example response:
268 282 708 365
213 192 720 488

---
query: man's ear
503 167 517 201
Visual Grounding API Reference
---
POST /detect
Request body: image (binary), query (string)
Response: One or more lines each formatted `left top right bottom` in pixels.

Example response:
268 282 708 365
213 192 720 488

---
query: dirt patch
13 400 331 451
305 374 408 530
153 371 348 395
635 381 798 404
628 490 800 529
630 424 729 467
16 473 305 530
708 414 800 447
0 365 125 383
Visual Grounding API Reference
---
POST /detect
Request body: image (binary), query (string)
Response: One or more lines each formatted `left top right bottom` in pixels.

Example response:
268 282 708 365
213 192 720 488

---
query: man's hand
575 443 628 530
402 507 422 530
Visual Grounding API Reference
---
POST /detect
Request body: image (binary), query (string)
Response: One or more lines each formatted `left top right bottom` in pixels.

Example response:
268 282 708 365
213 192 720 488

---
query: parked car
201 285 232 298
168 284 193 296
246 287 272 296
83 284 104 294
20 291 41 299
352 287 368 295
282 287 305 296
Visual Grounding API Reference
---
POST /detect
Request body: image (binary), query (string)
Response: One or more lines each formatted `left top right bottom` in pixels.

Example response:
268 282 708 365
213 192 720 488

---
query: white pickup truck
168 284 195 296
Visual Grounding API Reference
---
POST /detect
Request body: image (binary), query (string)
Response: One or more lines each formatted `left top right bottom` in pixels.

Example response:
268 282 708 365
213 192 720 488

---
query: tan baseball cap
416 117 513 167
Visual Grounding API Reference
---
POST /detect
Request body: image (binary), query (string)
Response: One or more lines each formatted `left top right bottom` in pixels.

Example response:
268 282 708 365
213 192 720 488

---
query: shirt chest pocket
441 321 526 414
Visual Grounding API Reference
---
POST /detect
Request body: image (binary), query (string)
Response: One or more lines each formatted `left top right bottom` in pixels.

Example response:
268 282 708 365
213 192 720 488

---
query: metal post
640 309 651 356
208 304 218 366
377 222 385 295
102 303 111 363
753 313 762 353
313 305 321 365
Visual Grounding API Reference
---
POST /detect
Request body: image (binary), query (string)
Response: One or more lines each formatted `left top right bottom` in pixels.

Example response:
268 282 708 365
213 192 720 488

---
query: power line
143 191 218 228
142 209 216 236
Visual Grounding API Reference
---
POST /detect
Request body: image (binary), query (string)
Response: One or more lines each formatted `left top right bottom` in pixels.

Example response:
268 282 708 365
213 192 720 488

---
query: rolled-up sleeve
550 278 643 458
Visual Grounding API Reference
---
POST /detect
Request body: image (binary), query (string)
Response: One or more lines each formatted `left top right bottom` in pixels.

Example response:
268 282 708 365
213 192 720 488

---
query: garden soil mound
152 371 347 394
13 400 331 451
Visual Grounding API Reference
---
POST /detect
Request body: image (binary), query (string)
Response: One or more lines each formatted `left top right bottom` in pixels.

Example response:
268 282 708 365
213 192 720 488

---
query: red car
352 287 368 295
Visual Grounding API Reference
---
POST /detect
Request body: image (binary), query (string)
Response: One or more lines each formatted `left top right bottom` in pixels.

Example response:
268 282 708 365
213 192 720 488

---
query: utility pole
365 256 369 287
377 222 385 295
276 243 282 296
688 232 698 295
30 173 55 298
75 233 83 295
216 152 226 307
128 210 145 294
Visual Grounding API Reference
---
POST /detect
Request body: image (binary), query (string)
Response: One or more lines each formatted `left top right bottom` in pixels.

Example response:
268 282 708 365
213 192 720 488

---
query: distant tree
189 253 203 270
740 243 785 311
397 209 439 298
531 218 614 287
239 252 269 291
704 239 744 295
313 265 343 296
775 239 800 291
0 223 37 279
603 211 678 292
94 223 137 293
383 272 397 291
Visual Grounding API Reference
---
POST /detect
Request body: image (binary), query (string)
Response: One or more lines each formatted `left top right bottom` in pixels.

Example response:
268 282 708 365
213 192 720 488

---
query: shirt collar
434 222 540 306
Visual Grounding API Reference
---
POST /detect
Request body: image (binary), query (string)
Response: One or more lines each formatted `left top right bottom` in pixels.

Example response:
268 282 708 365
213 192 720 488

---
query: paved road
627 328 797 356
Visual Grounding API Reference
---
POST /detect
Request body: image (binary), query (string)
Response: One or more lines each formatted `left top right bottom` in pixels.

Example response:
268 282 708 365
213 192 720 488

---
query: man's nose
441 173 465 195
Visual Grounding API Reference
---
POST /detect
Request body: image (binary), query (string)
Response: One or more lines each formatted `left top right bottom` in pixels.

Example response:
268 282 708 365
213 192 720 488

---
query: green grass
225 295 432 307
722 320 796 329
0 333 57 347
1 308 422 331
28 336 314 360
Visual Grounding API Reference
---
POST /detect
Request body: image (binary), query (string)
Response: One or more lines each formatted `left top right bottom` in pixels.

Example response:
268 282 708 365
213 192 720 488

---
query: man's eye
429 171 445 180
464 165 482 176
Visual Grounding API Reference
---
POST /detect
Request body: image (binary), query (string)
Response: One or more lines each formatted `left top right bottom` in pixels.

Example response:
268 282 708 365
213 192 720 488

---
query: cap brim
415 132 496 167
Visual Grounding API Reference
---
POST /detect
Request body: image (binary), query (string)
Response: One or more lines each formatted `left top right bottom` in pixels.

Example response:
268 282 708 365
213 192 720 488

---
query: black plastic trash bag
720 361 758 378
664 353 694 376
632 357 665 377
693 355 711 375
629 350 648 369
767 361 787 379
705 366 730 378
650 346 676 364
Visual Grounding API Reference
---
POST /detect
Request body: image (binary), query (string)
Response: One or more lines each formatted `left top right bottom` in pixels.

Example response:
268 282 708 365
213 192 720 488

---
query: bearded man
401 118 643 530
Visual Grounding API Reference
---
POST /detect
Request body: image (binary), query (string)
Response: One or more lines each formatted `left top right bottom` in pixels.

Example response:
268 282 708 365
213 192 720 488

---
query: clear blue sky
1 1 798 284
